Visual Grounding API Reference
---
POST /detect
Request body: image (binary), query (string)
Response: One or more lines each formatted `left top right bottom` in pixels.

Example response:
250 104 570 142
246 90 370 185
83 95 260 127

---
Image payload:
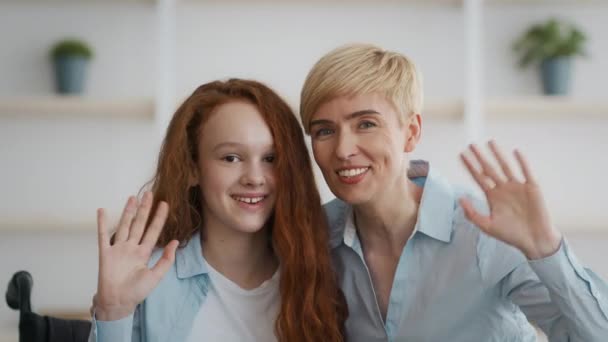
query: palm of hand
459 141 560 259
95 192 178 320
486 182 550 246
98 242 158 308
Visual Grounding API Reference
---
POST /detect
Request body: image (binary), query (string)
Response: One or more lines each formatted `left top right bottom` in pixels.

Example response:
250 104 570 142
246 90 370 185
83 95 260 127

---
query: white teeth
337 167 369 178
233 196 264 204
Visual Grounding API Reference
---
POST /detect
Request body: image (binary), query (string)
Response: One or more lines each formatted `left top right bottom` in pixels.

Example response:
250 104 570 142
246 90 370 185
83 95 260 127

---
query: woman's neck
354 177 423 257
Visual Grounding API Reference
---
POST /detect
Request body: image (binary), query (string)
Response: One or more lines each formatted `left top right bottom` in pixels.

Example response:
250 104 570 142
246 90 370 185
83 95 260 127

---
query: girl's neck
201 223 278 290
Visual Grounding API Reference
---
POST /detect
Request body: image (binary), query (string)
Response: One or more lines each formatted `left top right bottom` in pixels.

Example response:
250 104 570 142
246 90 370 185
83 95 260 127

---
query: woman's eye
264 155 276 163
359 121 376 129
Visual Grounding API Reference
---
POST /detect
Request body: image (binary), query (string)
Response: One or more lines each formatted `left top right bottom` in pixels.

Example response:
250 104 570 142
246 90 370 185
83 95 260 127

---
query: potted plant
50 39 94 95
513 18 587 95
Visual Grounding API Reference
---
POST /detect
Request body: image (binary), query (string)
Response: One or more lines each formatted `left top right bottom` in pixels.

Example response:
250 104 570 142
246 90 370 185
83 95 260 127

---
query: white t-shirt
186 262 281 342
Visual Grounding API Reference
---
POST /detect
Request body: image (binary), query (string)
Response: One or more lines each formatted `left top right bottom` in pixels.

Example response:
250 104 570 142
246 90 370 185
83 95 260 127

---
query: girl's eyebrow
213 142 275 152
212 142 243 152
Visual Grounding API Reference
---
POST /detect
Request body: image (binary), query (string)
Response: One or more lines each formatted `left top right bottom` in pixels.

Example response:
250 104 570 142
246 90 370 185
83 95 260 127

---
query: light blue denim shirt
326 160 608 342
89 232 212 342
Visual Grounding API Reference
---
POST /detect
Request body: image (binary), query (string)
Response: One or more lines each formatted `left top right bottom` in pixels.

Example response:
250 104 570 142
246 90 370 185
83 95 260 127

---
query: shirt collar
343 208 357 248
341 160 455 246
413 161 455 243
175 231 209 279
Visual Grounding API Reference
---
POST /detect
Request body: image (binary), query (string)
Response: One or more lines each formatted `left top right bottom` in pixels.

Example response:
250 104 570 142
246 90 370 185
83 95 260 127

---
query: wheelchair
5 271 91 342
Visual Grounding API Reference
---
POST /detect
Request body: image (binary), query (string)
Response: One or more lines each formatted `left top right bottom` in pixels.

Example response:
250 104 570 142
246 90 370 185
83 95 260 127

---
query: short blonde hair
300 43 423 133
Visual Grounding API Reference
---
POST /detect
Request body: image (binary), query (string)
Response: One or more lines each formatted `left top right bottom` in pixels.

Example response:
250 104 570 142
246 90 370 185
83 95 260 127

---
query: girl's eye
264 155 276 163
314 128 334 138
223 155 241 163
359 121 377 129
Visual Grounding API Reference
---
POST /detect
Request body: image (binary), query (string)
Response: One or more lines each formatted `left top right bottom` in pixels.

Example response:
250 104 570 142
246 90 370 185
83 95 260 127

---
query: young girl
89 79 347 342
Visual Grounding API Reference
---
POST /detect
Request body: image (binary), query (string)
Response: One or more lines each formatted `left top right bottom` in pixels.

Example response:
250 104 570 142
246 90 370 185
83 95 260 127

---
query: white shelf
0 219 97 232
0 96 155 120
485 96 608 120
3 95 605 125
424 98 464 121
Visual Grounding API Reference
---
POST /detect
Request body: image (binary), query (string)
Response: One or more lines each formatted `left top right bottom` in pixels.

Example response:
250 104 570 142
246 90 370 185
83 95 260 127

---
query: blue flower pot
53 55 89 94
540 57 571 96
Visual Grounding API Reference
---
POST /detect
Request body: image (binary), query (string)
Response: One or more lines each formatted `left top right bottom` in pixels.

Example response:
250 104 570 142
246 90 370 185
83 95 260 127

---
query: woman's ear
404 113 422 153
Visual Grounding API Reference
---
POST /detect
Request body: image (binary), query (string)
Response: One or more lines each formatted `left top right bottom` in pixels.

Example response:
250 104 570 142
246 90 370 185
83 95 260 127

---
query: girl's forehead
200 102 274 149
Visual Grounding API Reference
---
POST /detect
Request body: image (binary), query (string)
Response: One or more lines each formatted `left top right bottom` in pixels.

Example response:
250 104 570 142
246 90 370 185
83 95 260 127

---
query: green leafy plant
50 39 94 60
513 18 586 68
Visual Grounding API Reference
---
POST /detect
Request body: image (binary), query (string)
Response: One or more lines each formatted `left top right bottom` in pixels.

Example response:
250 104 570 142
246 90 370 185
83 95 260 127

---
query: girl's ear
404 113 422 153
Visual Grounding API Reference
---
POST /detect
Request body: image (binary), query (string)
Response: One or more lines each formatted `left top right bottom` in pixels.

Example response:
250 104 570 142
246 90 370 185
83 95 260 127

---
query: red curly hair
142 79 347 341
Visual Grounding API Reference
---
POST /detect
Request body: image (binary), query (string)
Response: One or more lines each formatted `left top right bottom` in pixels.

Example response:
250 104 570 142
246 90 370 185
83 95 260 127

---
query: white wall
1 2 608 339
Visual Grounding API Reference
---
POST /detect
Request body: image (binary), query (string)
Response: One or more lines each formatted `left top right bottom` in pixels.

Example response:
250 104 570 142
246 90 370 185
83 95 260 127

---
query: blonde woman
300 44 608 341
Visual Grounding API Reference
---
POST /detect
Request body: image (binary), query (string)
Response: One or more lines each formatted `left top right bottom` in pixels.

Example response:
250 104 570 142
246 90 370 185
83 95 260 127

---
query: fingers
141 201 170 250
488 140 517 181
462 141 529 191
514 149 537 184
459 198 492 233
460 152 493 192
97 208 110 250
102 193 168 249
468 143 505 185
114 197 137 243
128 192 153 244
150 240 179 280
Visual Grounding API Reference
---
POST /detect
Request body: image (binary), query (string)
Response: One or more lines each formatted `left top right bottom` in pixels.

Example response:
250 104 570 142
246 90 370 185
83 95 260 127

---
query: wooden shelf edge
0 220 97 232
424 98 464 121
0 96 155 120
485 96 608 121
2 95 606 123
